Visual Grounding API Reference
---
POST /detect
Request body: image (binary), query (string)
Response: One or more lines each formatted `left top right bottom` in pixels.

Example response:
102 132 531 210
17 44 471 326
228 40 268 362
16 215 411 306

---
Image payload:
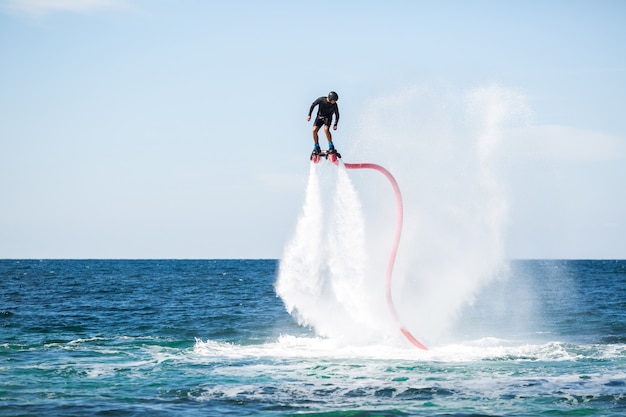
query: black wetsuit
308 97 340 127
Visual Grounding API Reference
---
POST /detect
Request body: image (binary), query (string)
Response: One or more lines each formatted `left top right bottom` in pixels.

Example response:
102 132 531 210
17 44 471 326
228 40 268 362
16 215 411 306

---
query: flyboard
309 148 428 350
310 149 342 164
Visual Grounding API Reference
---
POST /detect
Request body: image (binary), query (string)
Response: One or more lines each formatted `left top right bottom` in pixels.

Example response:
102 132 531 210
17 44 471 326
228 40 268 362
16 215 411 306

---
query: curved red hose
343 162 428 350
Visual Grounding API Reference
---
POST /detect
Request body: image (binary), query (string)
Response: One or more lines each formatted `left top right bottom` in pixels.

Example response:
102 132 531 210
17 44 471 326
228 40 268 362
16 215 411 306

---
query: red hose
343 162 428 350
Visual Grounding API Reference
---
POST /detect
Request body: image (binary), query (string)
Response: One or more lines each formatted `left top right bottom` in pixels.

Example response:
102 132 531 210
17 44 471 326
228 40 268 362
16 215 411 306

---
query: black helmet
328 91 339 101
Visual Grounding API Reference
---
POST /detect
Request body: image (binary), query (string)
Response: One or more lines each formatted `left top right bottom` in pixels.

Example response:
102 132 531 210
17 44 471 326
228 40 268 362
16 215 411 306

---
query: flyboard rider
306 91 340 156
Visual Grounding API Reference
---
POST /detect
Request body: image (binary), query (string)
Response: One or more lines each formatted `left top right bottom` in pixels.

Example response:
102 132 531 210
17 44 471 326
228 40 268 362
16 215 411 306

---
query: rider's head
328 91 339 103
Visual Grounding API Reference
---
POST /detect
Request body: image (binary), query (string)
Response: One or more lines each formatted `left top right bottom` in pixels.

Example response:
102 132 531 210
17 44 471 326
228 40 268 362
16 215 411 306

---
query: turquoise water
1 259 625 416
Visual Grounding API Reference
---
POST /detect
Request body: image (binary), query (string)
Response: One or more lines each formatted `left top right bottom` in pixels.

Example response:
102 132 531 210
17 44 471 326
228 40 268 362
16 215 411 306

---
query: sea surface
1 259 625 416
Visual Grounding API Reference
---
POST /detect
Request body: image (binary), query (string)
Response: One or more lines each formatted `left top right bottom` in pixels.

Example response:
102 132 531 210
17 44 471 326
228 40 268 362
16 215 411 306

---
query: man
306 91 340 156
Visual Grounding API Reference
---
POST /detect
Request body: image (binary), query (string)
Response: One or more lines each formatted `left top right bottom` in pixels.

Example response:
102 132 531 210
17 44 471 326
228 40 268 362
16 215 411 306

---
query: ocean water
1 259 625 416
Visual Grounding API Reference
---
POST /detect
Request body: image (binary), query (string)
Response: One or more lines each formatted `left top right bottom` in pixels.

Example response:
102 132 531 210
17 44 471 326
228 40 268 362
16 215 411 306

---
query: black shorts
314 116 331 128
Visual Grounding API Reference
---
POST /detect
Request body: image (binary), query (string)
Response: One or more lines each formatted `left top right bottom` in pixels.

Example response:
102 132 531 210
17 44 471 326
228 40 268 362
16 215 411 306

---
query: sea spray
354 84 531 345
276 163 324 326
276 163 393 344
278 84 531 346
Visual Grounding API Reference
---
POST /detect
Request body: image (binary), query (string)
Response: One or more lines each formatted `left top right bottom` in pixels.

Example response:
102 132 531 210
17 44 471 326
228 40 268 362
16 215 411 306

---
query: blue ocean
1 258 625 416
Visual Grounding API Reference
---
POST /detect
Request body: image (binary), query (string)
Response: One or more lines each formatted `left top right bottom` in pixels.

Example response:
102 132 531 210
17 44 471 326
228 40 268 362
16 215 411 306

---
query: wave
191 335 626 414
194 335 626 363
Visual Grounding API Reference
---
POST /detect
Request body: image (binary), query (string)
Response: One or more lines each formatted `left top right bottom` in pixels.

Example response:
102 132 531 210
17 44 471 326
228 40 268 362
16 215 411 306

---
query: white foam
194 336 626 363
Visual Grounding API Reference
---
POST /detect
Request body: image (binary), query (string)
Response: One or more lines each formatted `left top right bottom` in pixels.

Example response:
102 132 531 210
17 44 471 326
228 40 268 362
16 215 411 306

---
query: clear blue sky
1 0 624 259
